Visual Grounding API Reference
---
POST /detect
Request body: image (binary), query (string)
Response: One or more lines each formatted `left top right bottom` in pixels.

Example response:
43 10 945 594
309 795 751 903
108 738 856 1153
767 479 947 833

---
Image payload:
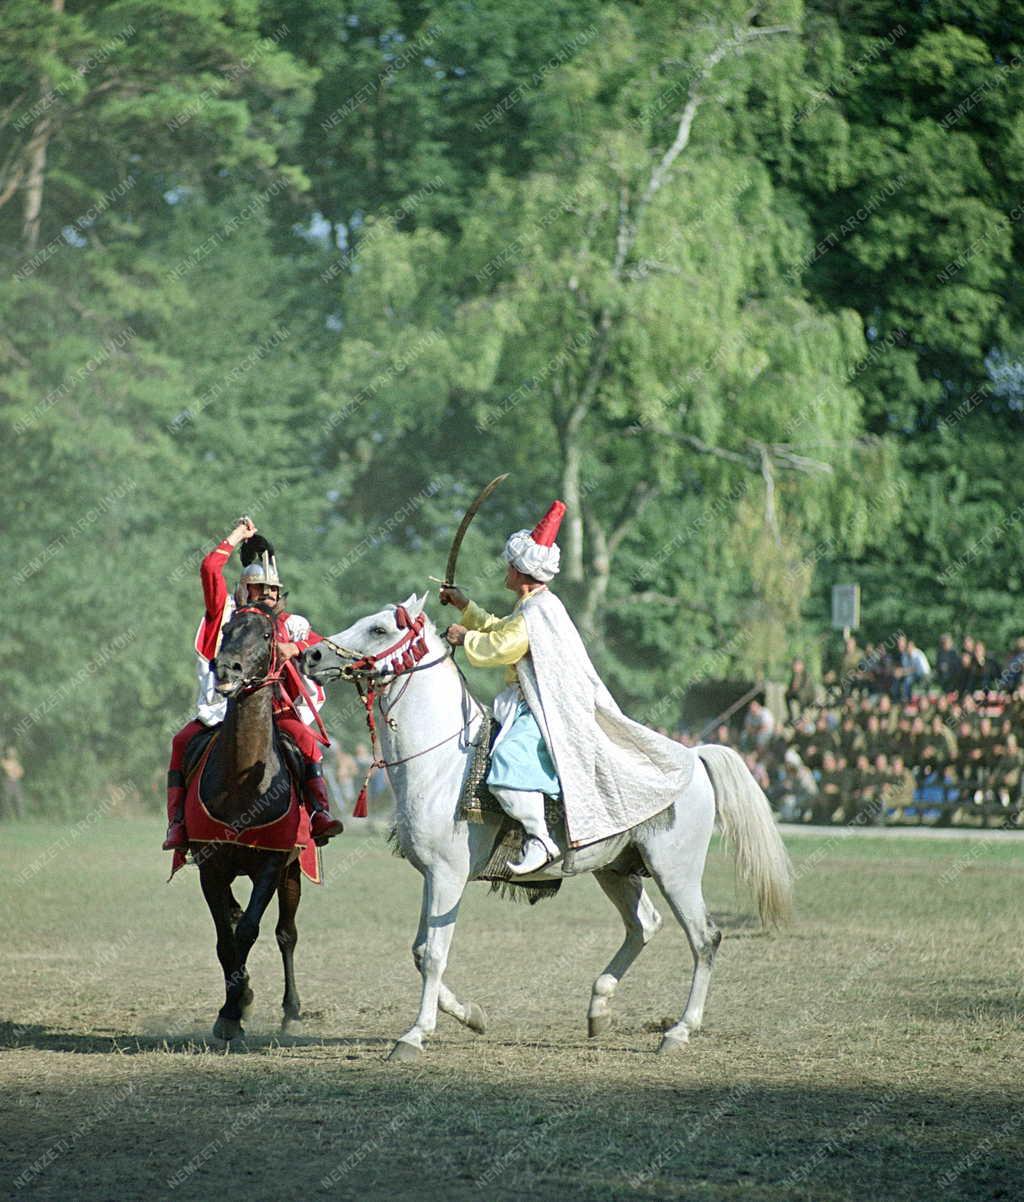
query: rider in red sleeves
162 516 344 852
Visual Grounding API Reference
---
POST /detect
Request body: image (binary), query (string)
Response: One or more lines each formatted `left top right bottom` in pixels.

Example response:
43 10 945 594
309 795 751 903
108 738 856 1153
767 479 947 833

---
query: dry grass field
1 817 1022 1201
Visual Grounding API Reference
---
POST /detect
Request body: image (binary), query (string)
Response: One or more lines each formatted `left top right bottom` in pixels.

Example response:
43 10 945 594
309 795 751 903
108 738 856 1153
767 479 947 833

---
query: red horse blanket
170 739 321 884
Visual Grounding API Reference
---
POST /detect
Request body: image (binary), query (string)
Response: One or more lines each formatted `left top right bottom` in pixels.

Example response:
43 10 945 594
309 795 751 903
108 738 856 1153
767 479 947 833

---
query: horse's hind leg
276 858 302 1030
639 781 720 1054
587 869 663 1038
653 876 720 1054
641 842 720 1054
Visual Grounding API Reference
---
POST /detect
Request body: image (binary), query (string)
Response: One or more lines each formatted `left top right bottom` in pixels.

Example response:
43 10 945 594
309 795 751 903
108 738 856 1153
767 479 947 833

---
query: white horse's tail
697 744 793 927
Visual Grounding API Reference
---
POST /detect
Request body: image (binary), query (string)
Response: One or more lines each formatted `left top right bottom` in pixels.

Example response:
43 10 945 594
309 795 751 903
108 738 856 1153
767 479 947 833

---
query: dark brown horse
194 603 306 1041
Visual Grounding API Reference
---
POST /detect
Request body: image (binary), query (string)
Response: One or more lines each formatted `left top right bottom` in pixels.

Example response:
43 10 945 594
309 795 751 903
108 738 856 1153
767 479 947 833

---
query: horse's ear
404 592 428 618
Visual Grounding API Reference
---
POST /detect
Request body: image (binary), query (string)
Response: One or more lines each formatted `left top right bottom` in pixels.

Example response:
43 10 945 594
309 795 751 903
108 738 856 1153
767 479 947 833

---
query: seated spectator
904 714 927 763
891 634 911 701
862 713 886 760
791 714 816 761
977 716 998 757
741 699 775 753
785 657 816 721
868 643 896 697
814 751 845 824
892 714 915 763
875 693 897 732
935 633 960 692
885 753 916 819
905 640 931 696
928 714 958 765
1002 637 1024 693
778 749 818 822
972 640 999 696
992 734 1022 806
955 651 977 698
825 634 864 696
743 751 770 793
838 715 864 760
803 714 838 770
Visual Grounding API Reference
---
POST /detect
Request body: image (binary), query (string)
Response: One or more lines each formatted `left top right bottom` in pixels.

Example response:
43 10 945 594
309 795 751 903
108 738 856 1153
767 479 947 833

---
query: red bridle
335 605 453 817
346 605 430 678
225 605 329 746
228 605 283 690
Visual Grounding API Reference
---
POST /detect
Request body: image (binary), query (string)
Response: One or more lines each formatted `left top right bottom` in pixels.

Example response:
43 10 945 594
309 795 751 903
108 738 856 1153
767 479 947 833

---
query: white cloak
513 588 694 847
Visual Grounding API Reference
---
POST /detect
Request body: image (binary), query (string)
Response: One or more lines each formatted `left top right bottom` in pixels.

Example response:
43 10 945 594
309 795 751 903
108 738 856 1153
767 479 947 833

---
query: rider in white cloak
440 500 694 875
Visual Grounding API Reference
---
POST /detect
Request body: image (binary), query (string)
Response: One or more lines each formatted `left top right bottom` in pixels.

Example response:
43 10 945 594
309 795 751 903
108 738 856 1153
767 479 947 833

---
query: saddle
182 724 305 793
459 716 564 901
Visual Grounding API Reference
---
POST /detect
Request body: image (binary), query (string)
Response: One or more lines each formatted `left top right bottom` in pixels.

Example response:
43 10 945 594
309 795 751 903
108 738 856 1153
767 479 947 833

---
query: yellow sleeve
460 602 529 668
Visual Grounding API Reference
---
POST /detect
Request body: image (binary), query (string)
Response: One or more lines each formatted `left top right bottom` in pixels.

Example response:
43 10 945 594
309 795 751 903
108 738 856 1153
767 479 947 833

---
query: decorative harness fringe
323 605 475 817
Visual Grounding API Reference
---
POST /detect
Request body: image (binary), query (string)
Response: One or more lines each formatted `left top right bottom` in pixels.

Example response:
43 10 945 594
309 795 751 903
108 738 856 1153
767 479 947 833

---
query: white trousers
490 786 555 847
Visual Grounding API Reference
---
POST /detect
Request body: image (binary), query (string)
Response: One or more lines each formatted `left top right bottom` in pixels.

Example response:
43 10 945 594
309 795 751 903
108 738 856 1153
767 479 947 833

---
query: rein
323 606 481 815
229 606 330 747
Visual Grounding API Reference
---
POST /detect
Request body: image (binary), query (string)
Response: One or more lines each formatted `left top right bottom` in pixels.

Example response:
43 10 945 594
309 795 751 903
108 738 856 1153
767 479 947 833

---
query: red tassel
353 787 368 818
395 606 409 629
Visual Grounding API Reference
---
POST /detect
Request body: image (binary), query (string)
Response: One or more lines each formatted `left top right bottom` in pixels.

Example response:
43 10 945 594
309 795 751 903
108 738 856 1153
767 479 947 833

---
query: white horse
301 593 792 1060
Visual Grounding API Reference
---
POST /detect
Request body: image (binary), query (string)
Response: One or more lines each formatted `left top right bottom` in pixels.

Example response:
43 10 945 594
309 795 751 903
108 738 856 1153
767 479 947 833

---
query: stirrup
507 835 560 876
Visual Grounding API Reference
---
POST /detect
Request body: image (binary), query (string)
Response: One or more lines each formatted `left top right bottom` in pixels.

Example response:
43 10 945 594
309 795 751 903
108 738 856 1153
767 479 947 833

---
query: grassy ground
1 817 1022 1201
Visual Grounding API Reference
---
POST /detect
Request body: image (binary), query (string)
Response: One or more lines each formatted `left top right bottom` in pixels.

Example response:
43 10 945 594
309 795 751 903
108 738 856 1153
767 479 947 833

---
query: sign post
831 583 860 638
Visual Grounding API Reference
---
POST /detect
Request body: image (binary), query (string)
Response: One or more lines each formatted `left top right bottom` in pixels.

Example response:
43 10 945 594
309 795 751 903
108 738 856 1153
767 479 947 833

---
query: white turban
503 529 561 582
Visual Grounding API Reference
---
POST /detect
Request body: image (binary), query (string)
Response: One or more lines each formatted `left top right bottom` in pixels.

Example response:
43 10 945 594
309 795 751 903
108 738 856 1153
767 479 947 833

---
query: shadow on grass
0 1020 391 1056
3 1064 1020 1202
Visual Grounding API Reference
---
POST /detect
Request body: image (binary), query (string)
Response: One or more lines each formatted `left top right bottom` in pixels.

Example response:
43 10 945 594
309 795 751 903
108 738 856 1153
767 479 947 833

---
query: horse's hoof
588 1014 611 1038
656 1032 689 1055
465 1003 487 1035
280 1011 302 1033
213 1016 244 1042
387 1039 421 1063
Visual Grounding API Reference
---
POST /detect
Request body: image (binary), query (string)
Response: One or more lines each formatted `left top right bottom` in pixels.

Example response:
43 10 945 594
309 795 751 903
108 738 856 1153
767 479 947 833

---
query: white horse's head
300 592 435 683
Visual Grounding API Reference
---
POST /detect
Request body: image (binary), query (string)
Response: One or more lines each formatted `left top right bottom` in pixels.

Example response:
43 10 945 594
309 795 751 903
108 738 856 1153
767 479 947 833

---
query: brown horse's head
212 603 276 697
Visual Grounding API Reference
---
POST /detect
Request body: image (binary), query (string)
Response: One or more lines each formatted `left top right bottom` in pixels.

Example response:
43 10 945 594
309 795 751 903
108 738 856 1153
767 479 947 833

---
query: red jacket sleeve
200 539 234 620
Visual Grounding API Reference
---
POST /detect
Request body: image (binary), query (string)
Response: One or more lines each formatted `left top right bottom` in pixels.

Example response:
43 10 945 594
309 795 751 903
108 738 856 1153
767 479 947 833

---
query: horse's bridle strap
321 605 440 683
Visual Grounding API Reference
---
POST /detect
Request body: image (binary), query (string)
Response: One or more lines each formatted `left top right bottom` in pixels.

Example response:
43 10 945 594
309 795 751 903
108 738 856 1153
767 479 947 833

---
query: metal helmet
238 551 282 589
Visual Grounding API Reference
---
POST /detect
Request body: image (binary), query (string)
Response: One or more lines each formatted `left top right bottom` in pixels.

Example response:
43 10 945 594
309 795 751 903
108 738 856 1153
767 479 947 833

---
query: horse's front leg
214 852 289 1041
390 862 469 1061
200 863 245 1042
410 876 486 1039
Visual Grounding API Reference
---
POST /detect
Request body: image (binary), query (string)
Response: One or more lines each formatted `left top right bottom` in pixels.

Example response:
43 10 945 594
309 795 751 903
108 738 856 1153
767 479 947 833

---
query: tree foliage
1 0 1019 811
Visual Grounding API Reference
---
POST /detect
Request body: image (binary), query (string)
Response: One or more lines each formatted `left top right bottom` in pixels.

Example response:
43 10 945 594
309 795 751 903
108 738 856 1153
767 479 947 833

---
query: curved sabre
444 473 509 588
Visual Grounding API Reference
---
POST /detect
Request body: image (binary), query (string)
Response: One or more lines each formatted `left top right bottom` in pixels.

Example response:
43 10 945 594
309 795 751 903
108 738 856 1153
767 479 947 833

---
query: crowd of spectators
696 633 1024 827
